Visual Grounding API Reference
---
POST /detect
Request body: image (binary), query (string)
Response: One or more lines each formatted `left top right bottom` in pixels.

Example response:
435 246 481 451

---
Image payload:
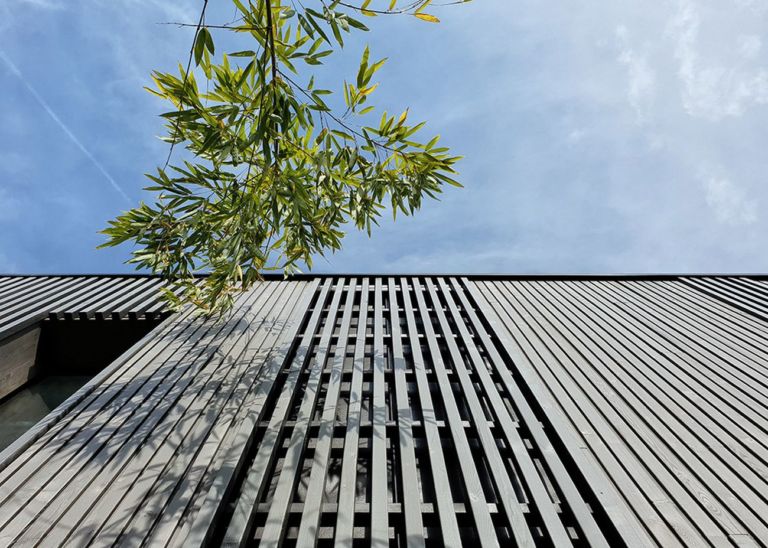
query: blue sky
1 0 767 274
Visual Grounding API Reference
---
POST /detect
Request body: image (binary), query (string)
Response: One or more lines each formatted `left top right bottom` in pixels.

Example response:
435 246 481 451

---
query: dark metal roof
0 275 766 546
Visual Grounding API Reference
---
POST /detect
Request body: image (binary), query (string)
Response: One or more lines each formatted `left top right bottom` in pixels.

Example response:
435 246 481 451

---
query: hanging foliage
101 0 467 314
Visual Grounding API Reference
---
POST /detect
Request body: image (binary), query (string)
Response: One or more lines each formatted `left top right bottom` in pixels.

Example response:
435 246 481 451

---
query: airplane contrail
0 50 132 203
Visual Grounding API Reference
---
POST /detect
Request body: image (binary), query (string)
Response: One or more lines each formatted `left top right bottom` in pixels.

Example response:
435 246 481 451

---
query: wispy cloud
0 50 131 203
2 0 768 275
616 25 657 123
670 0 768 120
14 0 65 9
704 176 758 225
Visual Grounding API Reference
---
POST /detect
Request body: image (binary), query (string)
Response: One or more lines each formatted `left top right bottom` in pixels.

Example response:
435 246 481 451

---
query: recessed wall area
0 316 164 452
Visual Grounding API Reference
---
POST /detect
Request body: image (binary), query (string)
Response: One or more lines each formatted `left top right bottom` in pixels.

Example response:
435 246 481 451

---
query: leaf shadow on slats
258 343 391 545
8 312 295 547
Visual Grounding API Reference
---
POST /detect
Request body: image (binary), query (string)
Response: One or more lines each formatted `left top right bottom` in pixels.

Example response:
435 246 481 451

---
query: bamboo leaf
414 13 440 23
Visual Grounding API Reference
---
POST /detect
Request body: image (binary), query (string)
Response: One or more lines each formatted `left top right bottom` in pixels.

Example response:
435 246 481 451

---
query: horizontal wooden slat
0 275 174 343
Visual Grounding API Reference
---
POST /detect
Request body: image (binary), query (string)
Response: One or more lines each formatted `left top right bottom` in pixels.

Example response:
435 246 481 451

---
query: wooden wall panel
0 275 765 547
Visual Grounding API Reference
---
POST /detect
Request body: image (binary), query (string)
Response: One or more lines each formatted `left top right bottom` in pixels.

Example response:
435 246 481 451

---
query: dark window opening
0 316 164 452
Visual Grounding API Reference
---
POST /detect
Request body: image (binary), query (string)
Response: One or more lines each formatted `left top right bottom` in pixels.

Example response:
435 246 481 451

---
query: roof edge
1 272 768 280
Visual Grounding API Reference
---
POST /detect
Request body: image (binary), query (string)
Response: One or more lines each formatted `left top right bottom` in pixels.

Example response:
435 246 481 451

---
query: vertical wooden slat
3 284 274 546
64 282 300 547
400 278 461 547
388 278 425 547
259 278 346 546
223 279 334 547
370 277 389 547
456 278 609 547
335 278 370 547
438 278 575 547
534 280 768 540
0 303 207 510
481 280 692 547
152 282 311 546
411 279 499 548
0 305 185 476
2 275 767 545
0 275 170 344
424 279 535 548
181 279 320 547
295 278 357 546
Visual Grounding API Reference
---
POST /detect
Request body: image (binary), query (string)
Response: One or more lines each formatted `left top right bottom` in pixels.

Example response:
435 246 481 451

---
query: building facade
0 275 766 547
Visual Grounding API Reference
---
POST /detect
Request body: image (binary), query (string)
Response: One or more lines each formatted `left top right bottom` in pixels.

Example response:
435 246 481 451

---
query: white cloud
704 176 758 225
670 0 768 120
567 128 587 143
738 35 762 59
325 0 768 273
734 0 768 14
616 25 657 123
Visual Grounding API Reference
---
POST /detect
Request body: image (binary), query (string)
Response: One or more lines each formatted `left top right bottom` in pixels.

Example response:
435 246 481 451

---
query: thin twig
163 0 210 170
335 0 469 14
278 69 399 155
158 21 290 46
265 0 281 166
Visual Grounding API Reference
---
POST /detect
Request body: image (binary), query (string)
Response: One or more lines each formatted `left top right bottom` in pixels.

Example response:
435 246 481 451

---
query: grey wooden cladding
196 277 614 546
472 277 768 547
0 275 173 342
0 274 766 546
0 279 314 546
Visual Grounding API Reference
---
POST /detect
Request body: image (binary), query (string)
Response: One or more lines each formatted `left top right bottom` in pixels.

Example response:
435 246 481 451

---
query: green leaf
361 0 376 16
101 0 463 315
193 28 207 66
414 13 440 23
236 59 255 88
204 27 215 55
416 0 433 14
331 129 354 140
359 83 378 97
232 0 248 16
356 46 370 87
346 17 369 31
305 9 331 44
330 19 344 47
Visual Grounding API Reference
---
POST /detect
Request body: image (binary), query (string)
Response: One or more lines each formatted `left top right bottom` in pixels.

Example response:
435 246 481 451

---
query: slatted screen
199 278 619 547
473 278 768 547
0 275 172 342
1 275 767 547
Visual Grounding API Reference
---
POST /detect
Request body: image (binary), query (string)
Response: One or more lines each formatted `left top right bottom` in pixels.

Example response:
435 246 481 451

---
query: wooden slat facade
0 275 766 546
0 275 173 343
